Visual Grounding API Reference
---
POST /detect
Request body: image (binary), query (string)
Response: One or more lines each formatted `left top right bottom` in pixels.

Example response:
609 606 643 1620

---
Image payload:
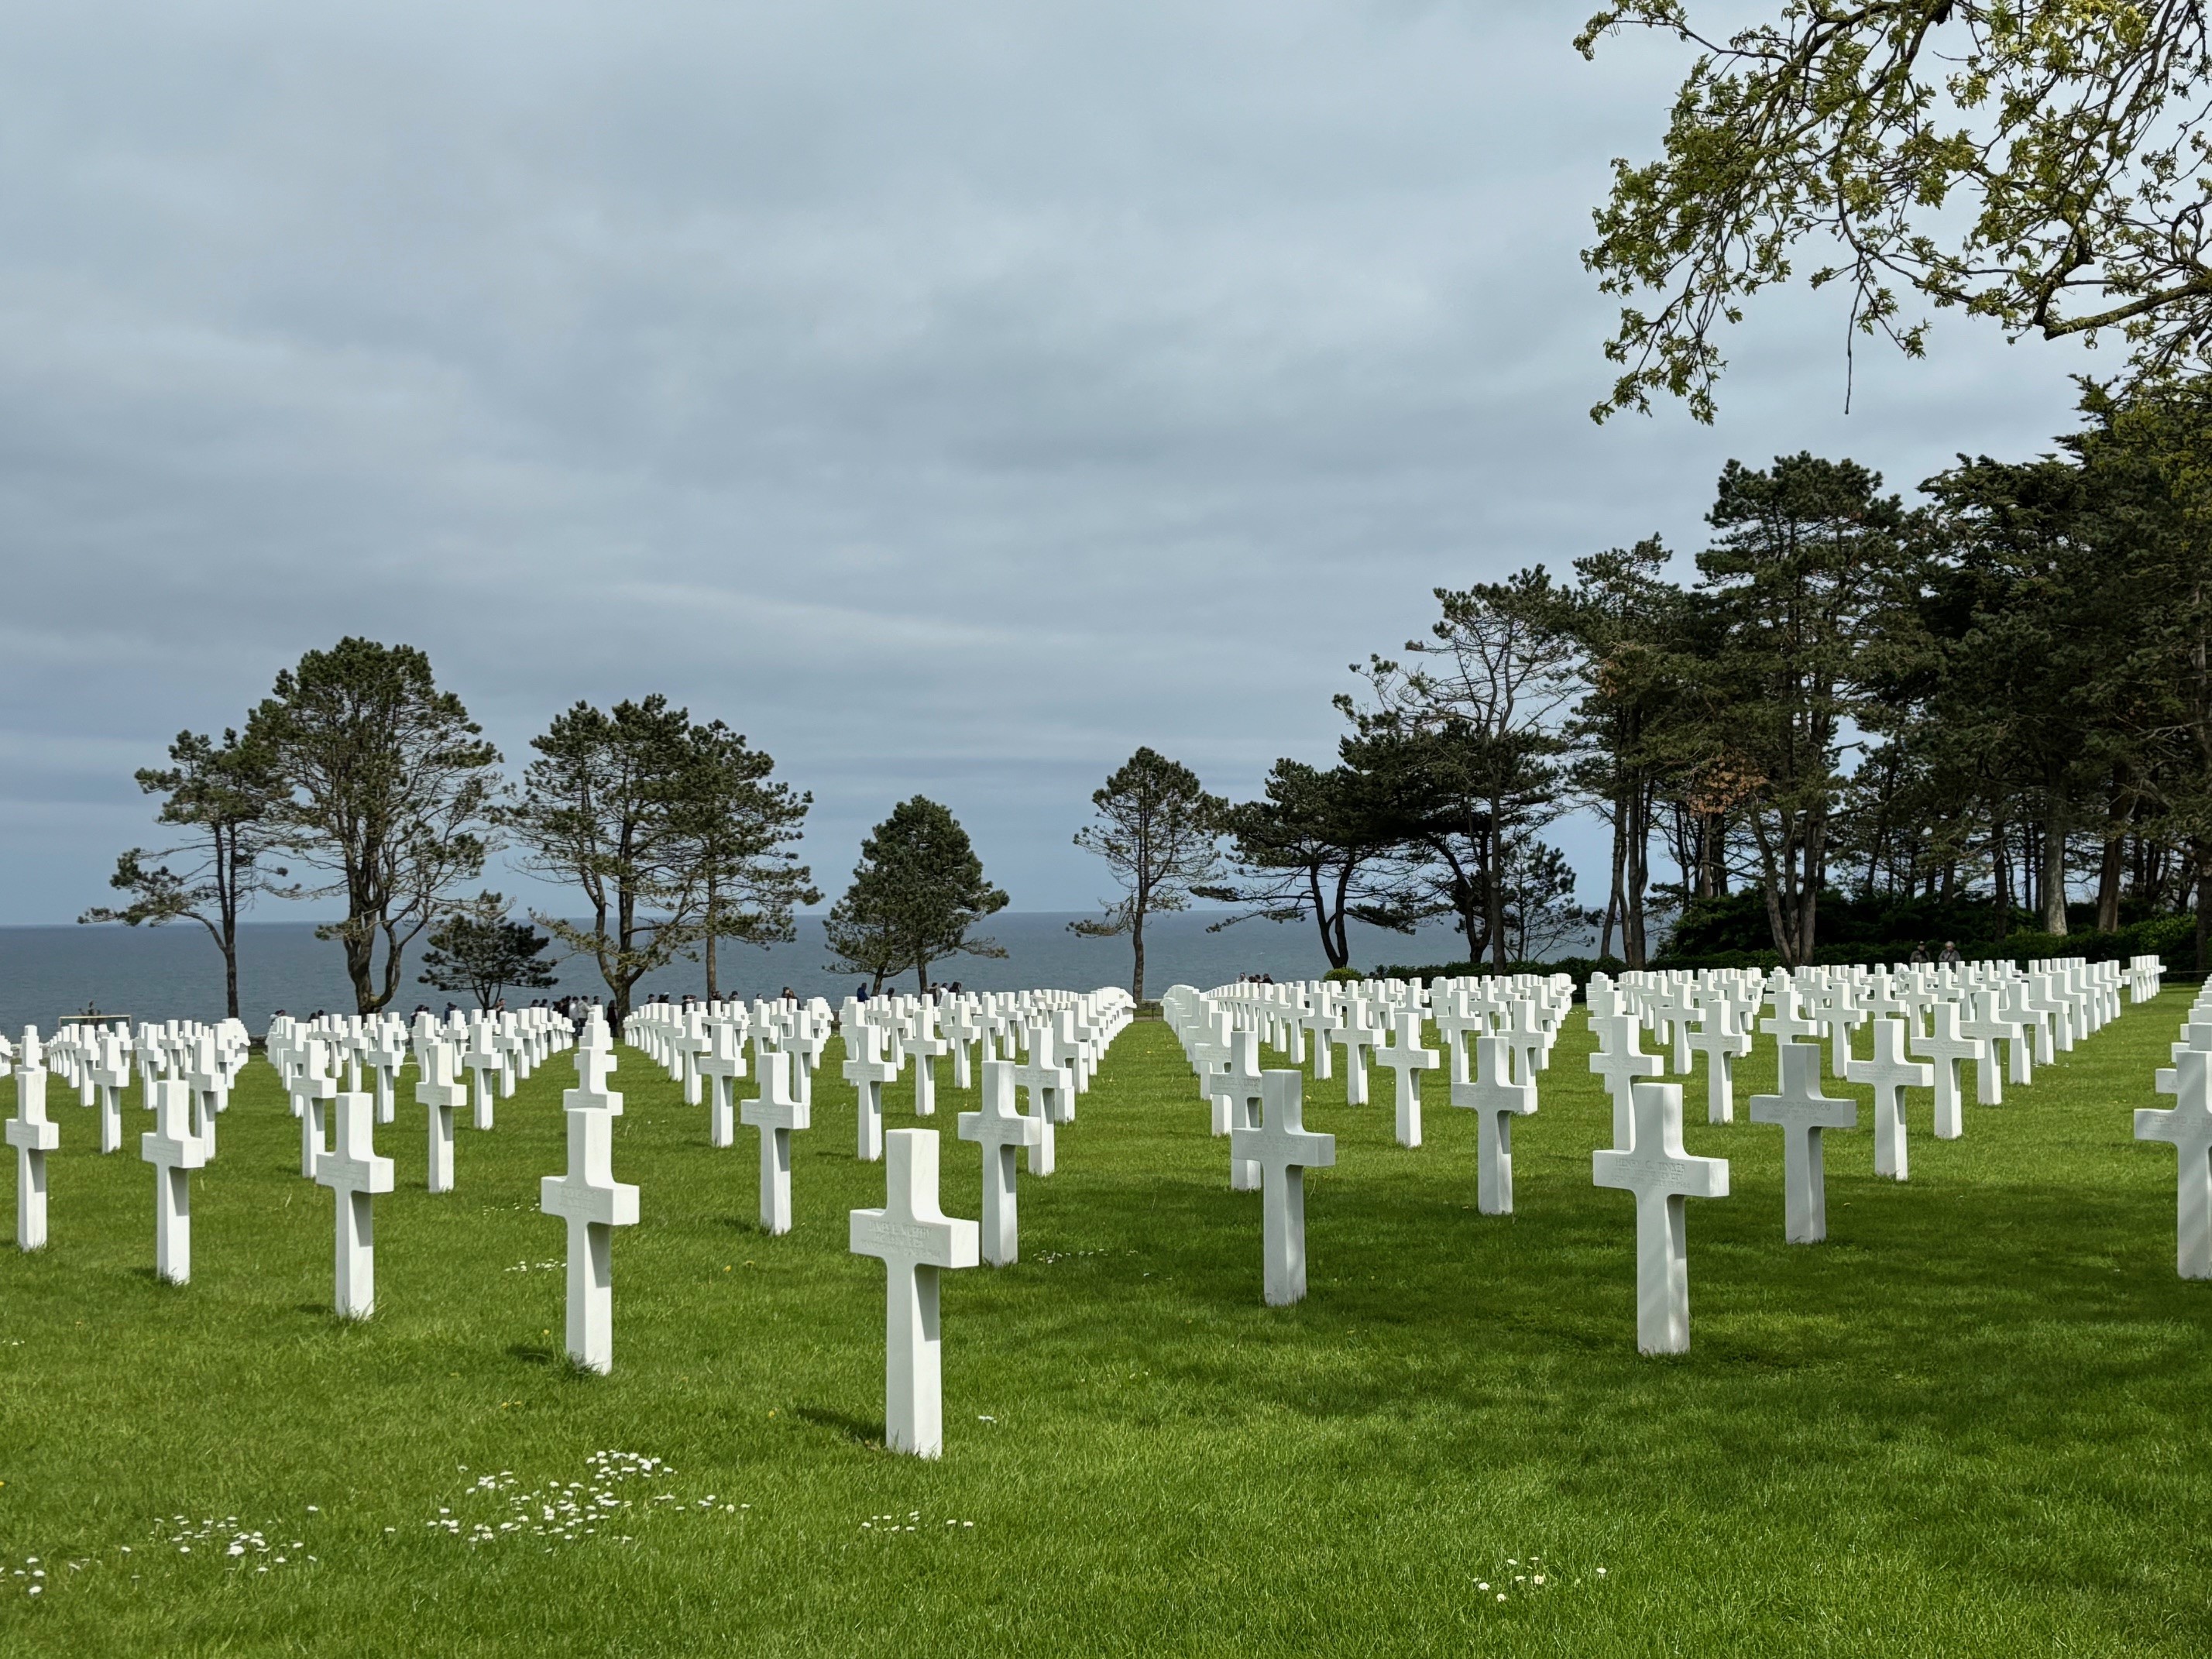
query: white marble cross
1229 1070 1335 1307
568 1018 624 1115
185 1032 225 1161
1911 1002 1984 1141
1811 992 1866 1078
142 1078 205 1283
463 1018 503 1130
1453 1032 1535 1216
366 1021 410 1125
850 1128 980 1458
943 1005 988 1090
1012 1035 1072 1177
957 1058 1042 1266
1592 1080 1729 1355
905 1008 950 1118
1760 987 1820 1049
8 1030 57 1250
1208 1031 1266 1190
1331 1011 1378 1105
740 1050 809 1235
694 1018 745 1148
91 1029 132 1154
1749 1041 1855 1242
843 1022 900 1163
540 1090 640 1373
414 1039 469 1194
2001 981 2045 1078
1588 1014 1662 1149
1684 1005 1752 1124
2138 1048 2212 1279
1957 991 2018 1106
1305 1003 1341 1080
315 1091 395 1317
289 1037 338 1178
1846 1016 1932 1180
1376 1012 1440 1149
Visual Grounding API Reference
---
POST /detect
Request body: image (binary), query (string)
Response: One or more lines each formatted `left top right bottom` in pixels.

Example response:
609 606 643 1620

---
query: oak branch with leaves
1580 2 2212 421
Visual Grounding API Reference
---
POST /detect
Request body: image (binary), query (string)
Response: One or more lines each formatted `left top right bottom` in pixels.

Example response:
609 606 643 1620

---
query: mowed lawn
2 991 2209 1656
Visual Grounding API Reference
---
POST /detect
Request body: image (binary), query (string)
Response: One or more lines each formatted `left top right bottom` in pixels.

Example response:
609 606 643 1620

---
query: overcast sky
0 2 2101 926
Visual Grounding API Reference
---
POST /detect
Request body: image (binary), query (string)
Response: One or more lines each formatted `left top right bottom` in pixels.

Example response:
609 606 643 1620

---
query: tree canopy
1581 2 2212 421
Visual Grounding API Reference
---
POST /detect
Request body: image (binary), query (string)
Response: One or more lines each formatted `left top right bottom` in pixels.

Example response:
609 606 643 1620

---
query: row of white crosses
1176 953 2145 1353
579 985 1133 1444
2138 971 2212 1279
2 1017 251 1253
1167 974 1575 1307
847 989 1134 1457
1582 954 2144 1348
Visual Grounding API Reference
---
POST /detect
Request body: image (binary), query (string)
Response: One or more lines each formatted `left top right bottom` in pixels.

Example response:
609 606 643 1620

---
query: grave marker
7 1031 57 1250
1592 1080 1729 1355
740 1051 808 1235
2138 1049 2212 1279
1846 1017 1932 1180
850 1129 980 1458
540 1087 639 1374
414 1039 469 1194
957 1059 1042 1266
315 1091 395 1317
1229 1070 1335 1307
1749 1042 1856 1243
142 1079 204 1284
1453 1033 1536 1216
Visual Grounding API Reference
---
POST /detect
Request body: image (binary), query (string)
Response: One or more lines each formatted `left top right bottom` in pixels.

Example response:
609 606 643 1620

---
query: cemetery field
2 999 2210 1656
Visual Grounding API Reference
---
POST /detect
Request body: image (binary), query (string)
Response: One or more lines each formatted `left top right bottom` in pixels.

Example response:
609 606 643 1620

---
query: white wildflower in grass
424 1451 729 1550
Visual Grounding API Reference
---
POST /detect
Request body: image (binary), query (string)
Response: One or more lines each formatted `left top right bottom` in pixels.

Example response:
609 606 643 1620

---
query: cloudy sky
0 2 2100 926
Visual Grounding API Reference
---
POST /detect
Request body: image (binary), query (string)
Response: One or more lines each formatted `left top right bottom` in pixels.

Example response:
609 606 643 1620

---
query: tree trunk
1623 785 1650 970
1992 818 2011 939
2042 791 2069 935
2094 777 2128 933
344 917 378 1015
1486 797 1510 972
705 874 721 1000
2095 834 2125 933
2197 842 2212 977
1602 803 1626 962
1130 912 1146 1001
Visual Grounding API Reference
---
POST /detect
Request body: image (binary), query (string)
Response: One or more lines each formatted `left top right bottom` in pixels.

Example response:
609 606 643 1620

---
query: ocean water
0 912 1486 1032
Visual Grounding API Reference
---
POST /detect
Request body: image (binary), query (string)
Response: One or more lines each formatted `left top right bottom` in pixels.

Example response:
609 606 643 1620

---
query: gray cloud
0 2 2101 922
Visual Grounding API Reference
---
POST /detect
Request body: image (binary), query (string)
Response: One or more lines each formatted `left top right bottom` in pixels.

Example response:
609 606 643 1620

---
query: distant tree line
1080 381 2212 981
84 644 1010 1024
99 379 2212 1014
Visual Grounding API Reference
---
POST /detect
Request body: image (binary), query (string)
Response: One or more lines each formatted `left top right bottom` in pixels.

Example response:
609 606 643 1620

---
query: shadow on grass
507 1341 557 1366
795 1404 885 1447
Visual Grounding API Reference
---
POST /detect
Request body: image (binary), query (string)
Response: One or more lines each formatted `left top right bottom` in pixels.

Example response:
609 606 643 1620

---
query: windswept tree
674 721 819 1001
826 797 1008 993
79 728 287 1019
1348 568 1581 968
1688 455 1915 963
822 884 906 995
2069 376 2212 968
1204 760 1423 971
246 639 501 1015
510 695 700 1032
417 893 558 1009
1070 747 1227 1000
1580 3 2212 421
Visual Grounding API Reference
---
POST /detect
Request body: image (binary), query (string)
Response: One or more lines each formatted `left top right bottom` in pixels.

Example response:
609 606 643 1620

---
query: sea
0 912 1489 1032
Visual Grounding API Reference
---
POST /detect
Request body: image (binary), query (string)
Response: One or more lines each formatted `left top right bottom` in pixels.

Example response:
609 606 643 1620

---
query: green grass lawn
2 993 2208 1656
